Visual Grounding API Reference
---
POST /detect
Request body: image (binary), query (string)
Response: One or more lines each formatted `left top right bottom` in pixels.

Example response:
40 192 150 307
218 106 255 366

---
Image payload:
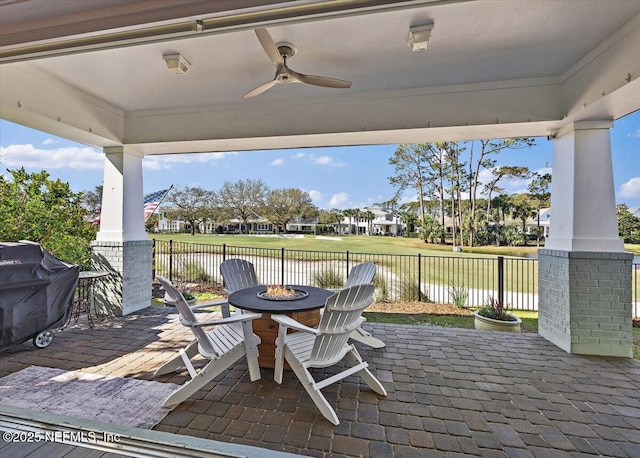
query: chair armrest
189 298 228 311
271 314 319 335
187 312 261 328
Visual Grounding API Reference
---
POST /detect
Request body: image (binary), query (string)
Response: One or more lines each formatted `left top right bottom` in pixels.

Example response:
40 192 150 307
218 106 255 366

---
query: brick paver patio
1 306 639 457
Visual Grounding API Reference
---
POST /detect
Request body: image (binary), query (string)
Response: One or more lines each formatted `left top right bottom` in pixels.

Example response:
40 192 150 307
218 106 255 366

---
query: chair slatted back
310 284 375 363
220 259 258 293
344 262 376 288
157 276 218 357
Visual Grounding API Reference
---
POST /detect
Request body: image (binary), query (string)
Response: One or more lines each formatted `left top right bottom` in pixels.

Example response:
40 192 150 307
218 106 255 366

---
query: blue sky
1 110 639 210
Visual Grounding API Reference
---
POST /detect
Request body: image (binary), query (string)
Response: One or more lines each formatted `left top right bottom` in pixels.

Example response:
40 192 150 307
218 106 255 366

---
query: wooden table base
252 309 320 369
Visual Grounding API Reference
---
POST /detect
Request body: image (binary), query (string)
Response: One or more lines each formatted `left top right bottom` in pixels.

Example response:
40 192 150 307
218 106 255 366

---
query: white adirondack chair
218 258 259 317
332 262 386 349
154 276 262 408
272 284 387 425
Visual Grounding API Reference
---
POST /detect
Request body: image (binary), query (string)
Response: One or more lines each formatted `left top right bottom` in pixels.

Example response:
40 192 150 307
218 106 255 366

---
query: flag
92 187 172 224
143 188 172 221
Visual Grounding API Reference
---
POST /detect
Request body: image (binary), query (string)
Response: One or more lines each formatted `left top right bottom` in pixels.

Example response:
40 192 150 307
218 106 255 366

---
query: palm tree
343 208 358 235
362 210 375 235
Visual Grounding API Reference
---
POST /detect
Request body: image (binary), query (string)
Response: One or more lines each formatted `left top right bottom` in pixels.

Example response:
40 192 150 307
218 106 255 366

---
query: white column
545 120 623 252
539 120 632 357
96 146 147 242
92 146 151 316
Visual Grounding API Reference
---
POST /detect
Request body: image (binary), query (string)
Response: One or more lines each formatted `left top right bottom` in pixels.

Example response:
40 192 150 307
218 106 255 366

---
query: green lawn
152 233 540 295
151 233 541 257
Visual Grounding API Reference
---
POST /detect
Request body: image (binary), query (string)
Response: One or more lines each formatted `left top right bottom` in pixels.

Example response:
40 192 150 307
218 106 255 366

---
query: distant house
286 217 317 233
222 213 273 234
339 206 402 236
526 208 551 238
157 206 404 235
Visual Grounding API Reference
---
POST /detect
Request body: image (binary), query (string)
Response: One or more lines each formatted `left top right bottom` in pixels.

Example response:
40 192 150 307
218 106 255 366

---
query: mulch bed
367 301 474 316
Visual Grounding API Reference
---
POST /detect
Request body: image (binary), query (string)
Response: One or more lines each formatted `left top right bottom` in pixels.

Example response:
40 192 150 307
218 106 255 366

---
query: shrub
398 275 428 302
448 283 468 308
313 269 344 289
477 296 517 321
373 275 390 302
179 261 211 282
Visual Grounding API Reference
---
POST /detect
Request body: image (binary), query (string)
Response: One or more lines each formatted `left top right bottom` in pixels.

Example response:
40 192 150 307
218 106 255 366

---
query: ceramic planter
474 311 522 332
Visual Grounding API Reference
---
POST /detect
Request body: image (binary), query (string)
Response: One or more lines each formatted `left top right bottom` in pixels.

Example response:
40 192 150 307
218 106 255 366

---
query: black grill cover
0 241 79 349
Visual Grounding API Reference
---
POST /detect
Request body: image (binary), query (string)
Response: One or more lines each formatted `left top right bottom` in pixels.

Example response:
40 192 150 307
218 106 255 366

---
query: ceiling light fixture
408 23 434 51
163 53 191 74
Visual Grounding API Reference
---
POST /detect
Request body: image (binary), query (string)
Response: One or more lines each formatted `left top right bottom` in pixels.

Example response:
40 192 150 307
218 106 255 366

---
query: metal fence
152 239 640 316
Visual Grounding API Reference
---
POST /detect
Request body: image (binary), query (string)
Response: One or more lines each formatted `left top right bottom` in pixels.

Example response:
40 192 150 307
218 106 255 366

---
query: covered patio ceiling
1 0 639 155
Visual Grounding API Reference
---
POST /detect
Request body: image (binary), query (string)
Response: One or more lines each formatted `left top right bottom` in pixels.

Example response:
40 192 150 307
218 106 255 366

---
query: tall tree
483 166 530 220
0 168 96 268
527 172 552 246
427 143 450 244
263 188 318 233
362 210 375 235
343 208 359 234
445 142 467 247
398 202 418 236
165 186 214 235
510 193 536 233
81 185 103 221
492 193 513 226
466 138 534 246
388 144 433 227
616 204 640 244
215 179 268 234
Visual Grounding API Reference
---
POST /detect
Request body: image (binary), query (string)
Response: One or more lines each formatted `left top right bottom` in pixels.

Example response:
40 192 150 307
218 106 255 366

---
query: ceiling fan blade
255 29 283 66
295 72 352 89
242 79 279 99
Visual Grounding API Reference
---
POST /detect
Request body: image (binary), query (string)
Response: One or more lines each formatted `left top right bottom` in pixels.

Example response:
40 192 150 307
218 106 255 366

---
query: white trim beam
0 64 124 146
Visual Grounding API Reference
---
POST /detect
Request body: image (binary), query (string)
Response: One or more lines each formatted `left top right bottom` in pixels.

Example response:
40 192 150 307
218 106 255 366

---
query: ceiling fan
242 28 352 99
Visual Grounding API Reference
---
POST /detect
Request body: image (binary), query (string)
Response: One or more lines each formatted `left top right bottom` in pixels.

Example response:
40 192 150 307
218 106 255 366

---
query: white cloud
42 138 57 146
291 152 306 159
630 129 640 138
308 190 323 201
0 143 103 169
271 158 284 166
620 177 640 198
143 152 234 170
329 192 350 207
314 155 343 167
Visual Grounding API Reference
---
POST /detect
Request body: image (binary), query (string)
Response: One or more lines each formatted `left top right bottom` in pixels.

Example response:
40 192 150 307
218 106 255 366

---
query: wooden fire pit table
228 285 333 369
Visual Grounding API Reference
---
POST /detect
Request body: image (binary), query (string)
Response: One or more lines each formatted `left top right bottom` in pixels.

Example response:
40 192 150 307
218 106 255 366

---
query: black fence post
281 247 285 285
418 253 422 302
497 256 504 306
345 250 351 282
151 239 156 280
223 243 226 261
169 239 173 282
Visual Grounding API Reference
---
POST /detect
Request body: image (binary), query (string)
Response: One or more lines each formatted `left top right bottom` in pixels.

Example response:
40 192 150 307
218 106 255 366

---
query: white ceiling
1 0 639 154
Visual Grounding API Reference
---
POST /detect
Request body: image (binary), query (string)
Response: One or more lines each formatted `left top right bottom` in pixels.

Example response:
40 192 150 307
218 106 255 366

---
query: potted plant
164 289 197 307
474 296 522 332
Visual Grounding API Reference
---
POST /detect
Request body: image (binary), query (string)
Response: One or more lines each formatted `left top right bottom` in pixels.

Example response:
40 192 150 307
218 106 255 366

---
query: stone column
92 147 151 316
539 121 633 357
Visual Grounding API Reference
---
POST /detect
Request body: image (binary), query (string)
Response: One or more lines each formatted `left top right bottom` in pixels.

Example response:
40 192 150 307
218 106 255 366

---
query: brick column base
90 240 153 316
538 249 633 357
